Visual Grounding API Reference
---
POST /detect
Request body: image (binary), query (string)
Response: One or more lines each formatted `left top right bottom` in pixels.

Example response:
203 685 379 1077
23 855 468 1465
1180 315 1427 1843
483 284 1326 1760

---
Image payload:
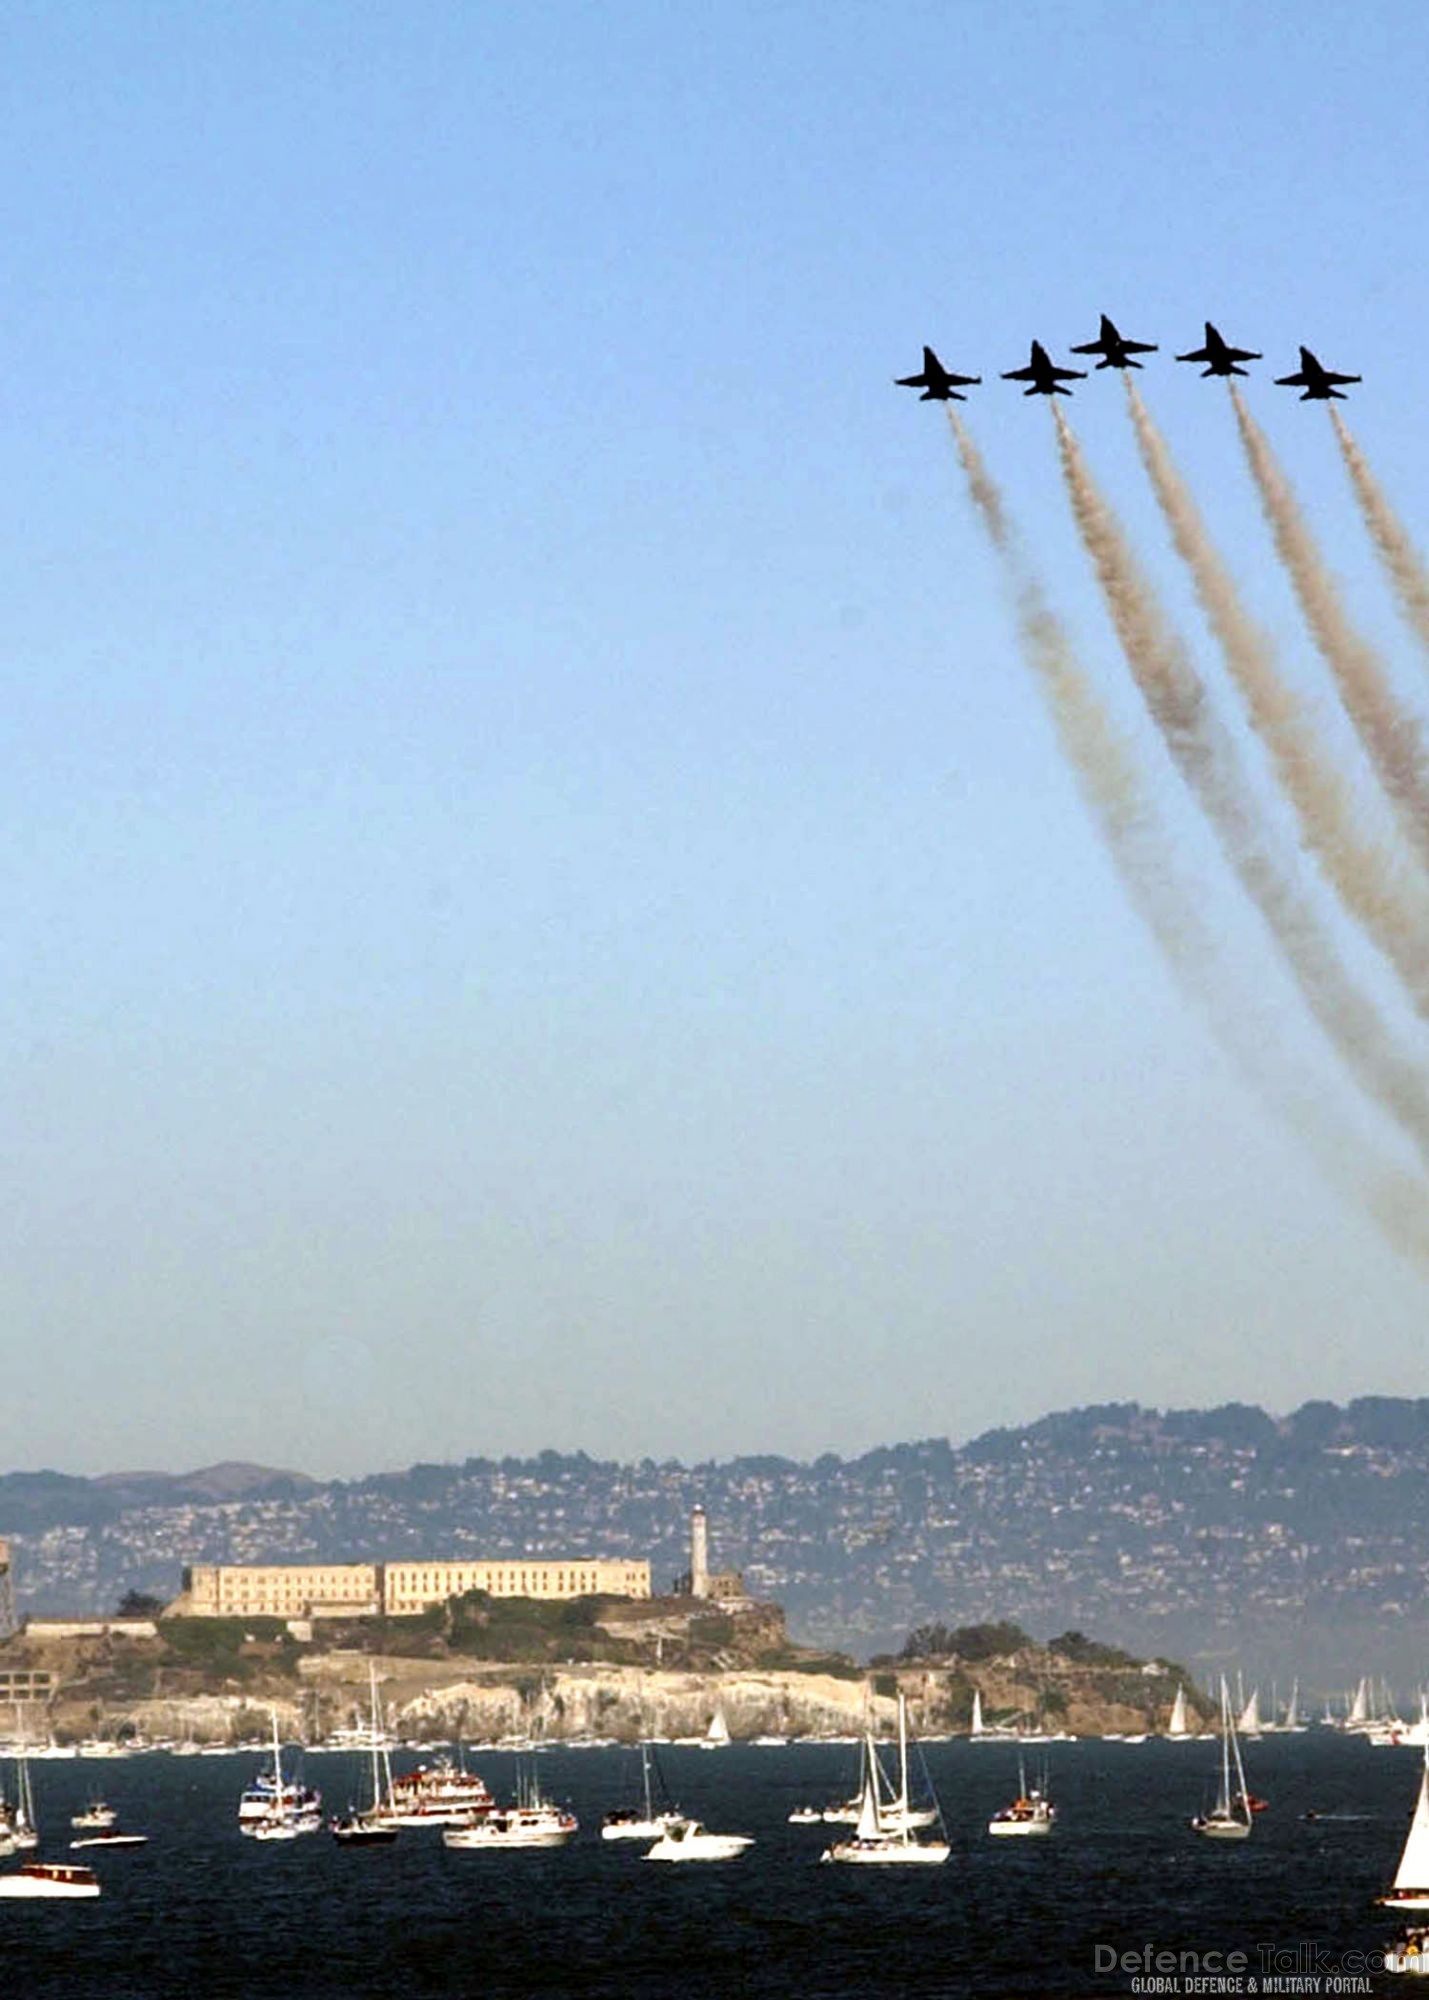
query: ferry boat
0 1861 100 1899
376 1755 493 1829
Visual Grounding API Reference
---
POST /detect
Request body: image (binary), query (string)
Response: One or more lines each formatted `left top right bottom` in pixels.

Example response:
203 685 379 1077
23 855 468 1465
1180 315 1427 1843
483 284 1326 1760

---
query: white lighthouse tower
689 1505 709 1599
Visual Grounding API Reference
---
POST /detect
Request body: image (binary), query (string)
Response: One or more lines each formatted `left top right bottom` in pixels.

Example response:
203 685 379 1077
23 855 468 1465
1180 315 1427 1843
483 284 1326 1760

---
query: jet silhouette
1175 322 1261 378
894 346 981 402
1002 340 1086 397
1071 314 1158 370
1274 346 1361 401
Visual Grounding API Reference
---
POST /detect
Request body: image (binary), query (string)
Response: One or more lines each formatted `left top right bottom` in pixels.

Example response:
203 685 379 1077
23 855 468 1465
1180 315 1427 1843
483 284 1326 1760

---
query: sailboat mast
368 1664 382 1816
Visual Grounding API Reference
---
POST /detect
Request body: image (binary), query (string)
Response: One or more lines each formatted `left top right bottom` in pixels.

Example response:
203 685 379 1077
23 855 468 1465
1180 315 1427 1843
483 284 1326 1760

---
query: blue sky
2 1 1428 1475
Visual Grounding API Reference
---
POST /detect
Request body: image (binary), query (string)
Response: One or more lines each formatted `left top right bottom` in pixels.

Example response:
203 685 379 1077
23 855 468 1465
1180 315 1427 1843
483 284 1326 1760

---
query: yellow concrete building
382 1558 651 1614
178 1563 381 1619
173 1556 651 1619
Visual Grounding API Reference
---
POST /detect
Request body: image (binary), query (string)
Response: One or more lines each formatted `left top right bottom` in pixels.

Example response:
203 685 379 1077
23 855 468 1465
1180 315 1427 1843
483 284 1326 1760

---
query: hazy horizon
4 3 1429 1478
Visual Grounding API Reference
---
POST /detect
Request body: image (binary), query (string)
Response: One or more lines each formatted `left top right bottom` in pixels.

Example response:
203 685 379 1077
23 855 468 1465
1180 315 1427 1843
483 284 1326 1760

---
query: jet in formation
1274 346 1362 401
895 321 1360 402
1175 322 1262 378
1070 314 1158 370
1002 341 1086 397
894 346 981 401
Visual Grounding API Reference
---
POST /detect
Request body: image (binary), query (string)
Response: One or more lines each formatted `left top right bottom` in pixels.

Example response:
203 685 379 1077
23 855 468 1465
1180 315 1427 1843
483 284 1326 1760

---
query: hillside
7 1399 1429 1684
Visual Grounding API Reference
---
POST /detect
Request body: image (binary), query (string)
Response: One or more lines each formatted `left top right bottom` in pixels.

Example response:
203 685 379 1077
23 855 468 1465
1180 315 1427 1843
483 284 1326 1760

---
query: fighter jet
1274 346 1361 401
1001 340 1086 397
1175 322 1261 378
894 346 981 402
1070 314 1158 371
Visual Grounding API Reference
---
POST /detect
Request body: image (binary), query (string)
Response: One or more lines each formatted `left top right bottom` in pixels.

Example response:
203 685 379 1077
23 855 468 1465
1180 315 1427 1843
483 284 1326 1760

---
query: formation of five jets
896 317 1361 403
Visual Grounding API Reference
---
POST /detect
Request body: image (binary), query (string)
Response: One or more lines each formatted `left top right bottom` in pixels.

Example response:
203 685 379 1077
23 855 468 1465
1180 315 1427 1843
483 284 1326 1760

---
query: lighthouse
689 1505 709 1599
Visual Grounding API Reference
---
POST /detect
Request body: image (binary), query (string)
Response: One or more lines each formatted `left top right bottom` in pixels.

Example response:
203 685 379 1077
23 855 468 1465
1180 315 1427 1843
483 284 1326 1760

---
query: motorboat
644 1817 753 1863
70 1802 117 1831
69 1831 148 1850
0 1861 100 1898
444 1763 575 1850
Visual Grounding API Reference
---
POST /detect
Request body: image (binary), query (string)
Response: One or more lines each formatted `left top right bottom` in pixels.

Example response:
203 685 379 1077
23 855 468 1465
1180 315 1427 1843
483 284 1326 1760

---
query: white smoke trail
947 411 1429 1271
1124 380 1429 1021
1054 402 1429 1172
1331 407 1429 662
1231 388 1429 868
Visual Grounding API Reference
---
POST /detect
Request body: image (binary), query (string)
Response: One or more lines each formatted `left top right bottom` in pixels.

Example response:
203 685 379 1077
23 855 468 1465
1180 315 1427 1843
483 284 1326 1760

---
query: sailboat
330 1667 398 1845
989 1755 1056 1837
4 1710 39 1851
1236 1686 1263 1739
699 1706 731 1749
1379 1749 1429 1911
820 1696 949 1866
602 1742 682 1842
1190 1678 1253 1840
249 1711 321 1840
968 1688 1017 1742
1166 1685 1192 1740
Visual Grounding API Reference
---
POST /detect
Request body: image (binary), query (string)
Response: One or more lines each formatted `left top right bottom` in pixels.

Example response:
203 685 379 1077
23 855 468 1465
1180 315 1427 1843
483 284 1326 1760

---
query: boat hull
989 1818 1053 1837
644 1834 753 1862
820 1840 949 1865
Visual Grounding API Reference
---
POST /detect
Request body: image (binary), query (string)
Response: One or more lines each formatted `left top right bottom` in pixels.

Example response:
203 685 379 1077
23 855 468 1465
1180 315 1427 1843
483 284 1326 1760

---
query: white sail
1167 1685 1189 1737
1395 1756 1429 1893
970 1690 984 1738
1284 1680 1300 1729
704 1707 730 1747
854 1736 883 1840
1349 1677 1371 1726
1237 1688 1262 1735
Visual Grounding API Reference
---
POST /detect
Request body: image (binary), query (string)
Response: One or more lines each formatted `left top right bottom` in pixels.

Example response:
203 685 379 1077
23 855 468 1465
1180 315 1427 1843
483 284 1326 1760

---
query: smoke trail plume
1053 401 1429 1170
947 411 1429 1271
1124 379 1429 1020
1231 387 1429 867
1331 407 1429 660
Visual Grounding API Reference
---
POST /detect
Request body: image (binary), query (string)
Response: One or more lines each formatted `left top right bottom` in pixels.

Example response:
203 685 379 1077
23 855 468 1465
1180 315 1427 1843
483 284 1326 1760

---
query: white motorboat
0 1861 100 1899
602 1743 682 1842
1379 1748 1429 1912
644 1817 753 1862
70 1802 117 1831
1190 1678 1253 1840
69 1831 148 1850
821 1697 949 1866
443 1763 575 1850
786 1805 824 1825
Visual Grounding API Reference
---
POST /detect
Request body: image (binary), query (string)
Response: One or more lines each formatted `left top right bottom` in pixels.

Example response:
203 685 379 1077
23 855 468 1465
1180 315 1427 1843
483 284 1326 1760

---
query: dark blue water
2 1735 1416 1998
